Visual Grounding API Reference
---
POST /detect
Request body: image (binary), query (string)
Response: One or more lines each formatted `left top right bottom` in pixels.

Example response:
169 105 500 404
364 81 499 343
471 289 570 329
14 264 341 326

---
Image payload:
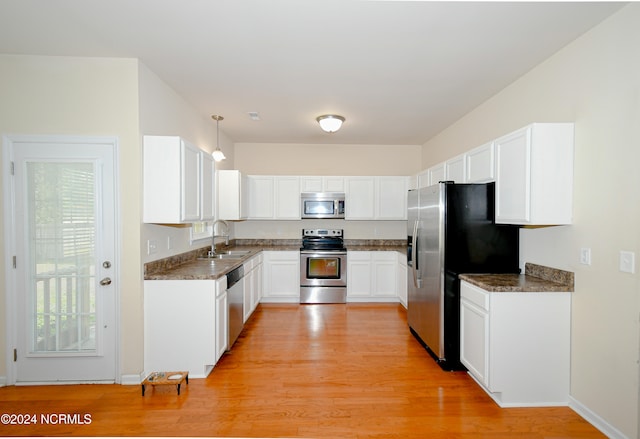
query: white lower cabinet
262 251 300 302
347 251 398 302
460 281 571 407
144 279 221 378
396 252 408 308
214 277 228 362
243 254 263 322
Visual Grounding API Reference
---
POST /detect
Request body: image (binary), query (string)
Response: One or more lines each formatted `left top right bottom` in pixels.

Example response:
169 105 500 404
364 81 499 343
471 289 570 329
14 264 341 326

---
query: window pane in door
26 162 97 353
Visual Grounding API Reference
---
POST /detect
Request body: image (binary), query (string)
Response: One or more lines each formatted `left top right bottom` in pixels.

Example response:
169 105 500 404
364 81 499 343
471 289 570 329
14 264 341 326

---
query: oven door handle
300 250 347 256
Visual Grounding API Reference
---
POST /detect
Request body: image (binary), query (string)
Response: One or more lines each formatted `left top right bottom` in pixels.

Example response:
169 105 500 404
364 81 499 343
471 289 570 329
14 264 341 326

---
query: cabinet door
465 142 495 183
275 176 300 219
143 135 208 224
263 252 300 300
347 252 372 297
346 177 375 219
181 140 201 222
495 127 531 223
300 177 323 192
253 262 263 308
376 177 408 220
372 252 397 296
396 252 408 307
217 170 247 221
445 155 465 183
460 298 490 387
416 170 429 189
324 177 345 192
427 163 446 186
243 271 253 323
200 152 215 220
300 176 345 193
248 176 275 219
215 290 228 361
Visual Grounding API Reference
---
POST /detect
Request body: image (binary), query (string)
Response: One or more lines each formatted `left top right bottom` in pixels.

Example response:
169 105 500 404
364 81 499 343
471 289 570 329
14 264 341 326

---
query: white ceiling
0 0 624 145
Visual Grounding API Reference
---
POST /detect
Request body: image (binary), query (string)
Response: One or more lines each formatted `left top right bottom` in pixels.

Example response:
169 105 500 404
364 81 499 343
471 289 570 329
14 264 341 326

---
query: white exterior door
4 135 118 384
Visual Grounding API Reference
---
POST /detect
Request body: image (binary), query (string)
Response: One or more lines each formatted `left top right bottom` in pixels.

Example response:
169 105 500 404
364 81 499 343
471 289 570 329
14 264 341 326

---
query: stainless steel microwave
301 192 345 219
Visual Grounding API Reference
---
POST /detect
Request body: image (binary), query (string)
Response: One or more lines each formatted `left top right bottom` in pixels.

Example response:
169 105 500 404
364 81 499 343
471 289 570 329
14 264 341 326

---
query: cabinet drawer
460 281 489 310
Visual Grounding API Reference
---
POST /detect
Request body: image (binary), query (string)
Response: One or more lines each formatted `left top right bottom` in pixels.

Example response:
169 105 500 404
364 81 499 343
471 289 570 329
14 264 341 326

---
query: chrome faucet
210 220 230 256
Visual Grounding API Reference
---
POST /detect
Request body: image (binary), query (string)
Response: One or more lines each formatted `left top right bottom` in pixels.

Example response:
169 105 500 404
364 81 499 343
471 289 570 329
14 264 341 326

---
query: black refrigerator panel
441 270 464 370
444 182 520 275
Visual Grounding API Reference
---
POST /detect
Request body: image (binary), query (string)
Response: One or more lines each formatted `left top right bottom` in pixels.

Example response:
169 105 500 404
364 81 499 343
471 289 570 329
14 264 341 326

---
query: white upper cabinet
345 177 376 219
445 154 465 183
300 176 345 193
248 175 274 219
494 123 574 225
416 170 429 189
465 142 495 183
376 176 408 220
201 152 215 221
427 163 446 186
275 176 301 219
247 175 300 220
143 135 213 224
345 176 408 220
217 170 249 221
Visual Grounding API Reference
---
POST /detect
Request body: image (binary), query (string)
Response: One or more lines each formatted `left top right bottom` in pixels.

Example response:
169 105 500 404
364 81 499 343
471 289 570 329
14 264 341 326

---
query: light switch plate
580 248 591 265
619 251 635 274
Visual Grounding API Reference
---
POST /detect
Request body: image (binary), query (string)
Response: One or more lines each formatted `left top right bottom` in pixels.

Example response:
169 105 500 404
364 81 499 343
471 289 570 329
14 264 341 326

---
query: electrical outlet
147 239 157 255
619 251 635 274
580 248 591 265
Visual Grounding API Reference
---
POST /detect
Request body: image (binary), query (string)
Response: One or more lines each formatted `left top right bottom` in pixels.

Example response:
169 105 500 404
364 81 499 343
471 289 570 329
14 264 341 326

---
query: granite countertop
144 239 406 281
459 263 574 293
345 239 406 253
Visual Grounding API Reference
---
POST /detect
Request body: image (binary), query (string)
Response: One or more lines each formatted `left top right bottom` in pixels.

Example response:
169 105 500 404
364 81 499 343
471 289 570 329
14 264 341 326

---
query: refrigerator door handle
412 221 422 288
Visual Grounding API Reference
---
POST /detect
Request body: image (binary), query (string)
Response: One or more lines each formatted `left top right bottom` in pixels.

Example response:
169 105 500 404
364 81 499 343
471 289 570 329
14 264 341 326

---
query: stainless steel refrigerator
407 182 519 370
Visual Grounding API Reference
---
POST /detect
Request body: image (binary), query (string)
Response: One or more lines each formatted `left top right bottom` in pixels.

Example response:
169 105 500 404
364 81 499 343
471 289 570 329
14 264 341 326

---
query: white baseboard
0 376 6 387
120 373 144 385
569 395 628 439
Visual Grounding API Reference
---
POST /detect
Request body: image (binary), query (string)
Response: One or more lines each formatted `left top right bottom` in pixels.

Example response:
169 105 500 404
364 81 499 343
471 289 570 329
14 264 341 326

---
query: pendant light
211 115 226 162
316 114 345 133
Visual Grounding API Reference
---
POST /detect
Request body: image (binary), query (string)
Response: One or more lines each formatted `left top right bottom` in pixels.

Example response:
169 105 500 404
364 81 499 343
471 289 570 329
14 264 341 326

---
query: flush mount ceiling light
316 114 345 133
211 115 226 162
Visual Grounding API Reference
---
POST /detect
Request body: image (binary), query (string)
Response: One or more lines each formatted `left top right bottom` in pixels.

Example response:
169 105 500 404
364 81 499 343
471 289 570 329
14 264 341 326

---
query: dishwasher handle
226 266 244 289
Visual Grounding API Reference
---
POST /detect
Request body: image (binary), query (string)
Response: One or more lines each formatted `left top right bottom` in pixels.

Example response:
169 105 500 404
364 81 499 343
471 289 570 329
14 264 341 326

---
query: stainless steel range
300 229 347 304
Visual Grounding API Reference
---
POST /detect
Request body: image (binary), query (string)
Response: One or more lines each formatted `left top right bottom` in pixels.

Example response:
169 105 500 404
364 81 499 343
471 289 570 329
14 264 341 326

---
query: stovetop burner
301 229 345 251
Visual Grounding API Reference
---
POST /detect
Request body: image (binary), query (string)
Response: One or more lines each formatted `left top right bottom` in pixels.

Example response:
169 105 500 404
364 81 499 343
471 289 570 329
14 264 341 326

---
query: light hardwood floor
0 303 604 438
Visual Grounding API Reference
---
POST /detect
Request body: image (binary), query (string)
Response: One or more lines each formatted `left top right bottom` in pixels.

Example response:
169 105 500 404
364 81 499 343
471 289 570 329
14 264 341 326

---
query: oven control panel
303 229 343 237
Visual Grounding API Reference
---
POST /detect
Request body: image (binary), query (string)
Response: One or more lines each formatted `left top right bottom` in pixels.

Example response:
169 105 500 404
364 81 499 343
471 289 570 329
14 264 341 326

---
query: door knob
100 277 112 286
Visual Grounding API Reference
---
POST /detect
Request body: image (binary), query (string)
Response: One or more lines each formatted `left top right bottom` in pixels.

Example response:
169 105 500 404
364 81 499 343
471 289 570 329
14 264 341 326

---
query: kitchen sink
223 250 252 256
197 250 252 260
198 254 241 260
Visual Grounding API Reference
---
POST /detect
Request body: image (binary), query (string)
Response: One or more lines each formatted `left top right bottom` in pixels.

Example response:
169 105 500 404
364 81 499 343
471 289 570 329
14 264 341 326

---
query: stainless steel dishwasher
226 265 244 350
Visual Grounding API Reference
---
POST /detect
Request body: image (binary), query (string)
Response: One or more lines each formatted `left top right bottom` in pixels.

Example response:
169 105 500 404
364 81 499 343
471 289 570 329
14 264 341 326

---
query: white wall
420 5 640 437
236 142 421 176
